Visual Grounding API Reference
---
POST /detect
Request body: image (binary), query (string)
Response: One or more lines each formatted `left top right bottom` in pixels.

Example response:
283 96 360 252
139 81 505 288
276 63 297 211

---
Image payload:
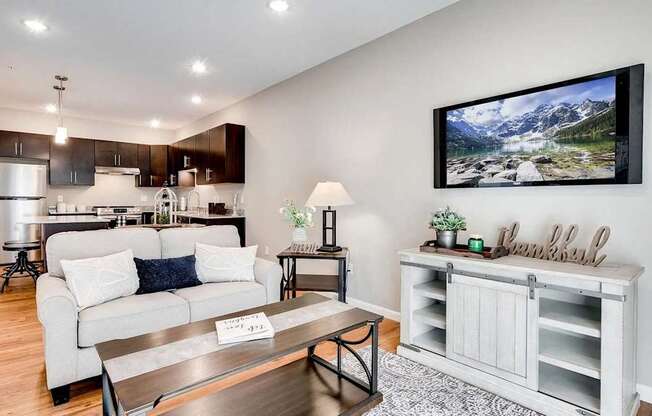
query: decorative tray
419 240 508 260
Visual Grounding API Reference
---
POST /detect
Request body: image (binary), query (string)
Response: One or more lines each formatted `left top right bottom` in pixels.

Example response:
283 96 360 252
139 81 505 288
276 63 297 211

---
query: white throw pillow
61 249 140 310
195 243 257 283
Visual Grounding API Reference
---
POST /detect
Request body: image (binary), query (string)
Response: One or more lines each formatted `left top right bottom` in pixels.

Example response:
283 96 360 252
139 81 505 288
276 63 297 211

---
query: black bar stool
1 241 41 293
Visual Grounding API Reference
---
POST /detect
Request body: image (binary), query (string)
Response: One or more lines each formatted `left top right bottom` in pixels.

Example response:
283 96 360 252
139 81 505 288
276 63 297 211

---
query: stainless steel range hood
95 166 141 175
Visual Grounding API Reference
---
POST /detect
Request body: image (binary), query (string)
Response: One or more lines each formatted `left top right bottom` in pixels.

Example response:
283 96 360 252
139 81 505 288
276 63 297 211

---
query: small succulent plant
429 207 467 231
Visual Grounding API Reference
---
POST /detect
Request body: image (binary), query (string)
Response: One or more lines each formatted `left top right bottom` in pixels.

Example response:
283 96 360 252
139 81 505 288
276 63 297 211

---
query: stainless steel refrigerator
0 159 47 264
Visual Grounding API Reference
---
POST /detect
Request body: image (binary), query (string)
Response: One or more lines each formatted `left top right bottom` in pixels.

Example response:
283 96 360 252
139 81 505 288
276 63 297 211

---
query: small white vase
292 227 307 242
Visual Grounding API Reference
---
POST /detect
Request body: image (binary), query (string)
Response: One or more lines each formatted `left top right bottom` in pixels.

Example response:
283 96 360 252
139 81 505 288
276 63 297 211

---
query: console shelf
413 303 446 329
539 362 600 414
539 328 601 379
539 298 601 338
413 328 446 356
414 280 446 301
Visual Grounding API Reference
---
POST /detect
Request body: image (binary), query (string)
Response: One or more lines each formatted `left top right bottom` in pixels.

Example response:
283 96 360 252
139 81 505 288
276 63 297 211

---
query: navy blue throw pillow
134 255 202 295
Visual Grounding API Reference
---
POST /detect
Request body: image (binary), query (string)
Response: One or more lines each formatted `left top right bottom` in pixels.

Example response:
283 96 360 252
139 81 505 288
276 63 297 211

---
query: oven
95 206 143 228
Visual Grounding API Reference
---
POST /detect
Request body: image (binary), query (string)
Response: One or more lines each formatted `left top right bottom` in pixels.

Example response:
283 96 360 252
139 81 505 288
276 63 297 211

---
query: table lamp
306 182 354 252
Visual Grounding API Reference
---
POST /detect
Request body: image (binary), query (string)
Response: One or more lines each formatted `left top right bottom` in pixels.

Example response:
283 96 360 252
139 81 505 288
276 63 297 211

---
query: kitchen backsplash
47 174 245 209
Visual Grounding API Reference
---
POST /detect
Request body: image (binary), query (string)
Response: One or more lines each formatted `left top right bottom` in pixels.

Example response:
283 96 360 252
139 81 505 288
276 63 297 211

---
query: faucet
187 190 200 213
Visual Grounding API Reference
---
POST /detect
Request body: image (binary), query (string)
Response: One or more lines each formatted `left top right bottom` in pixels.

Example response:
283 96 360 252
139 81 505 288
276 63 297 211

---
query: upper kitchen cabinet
95 140 138 168
178 135 197 170
49 137 95 186
134 144 150 187
196 123 245 184
150 145 169 187
0 130 50 160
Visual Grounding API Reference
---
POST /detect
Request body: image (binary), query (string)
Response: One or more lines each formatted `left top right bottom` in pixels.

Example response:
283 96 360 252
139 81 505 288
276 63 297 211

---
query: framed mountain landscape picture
433 64 643 188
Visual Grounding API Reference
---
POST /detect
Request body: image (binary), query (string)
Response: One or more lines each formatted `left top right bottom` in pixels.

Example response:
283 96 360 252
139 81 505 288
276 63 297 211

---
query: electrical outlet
348 261 354 275
264 246 270 256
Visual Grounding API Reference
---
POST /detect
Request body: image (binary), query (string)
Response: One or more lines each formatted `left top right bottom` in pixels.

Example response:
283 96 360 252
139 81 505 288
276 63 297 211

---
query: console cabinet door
95 140 118 166
117 142 138 168
446 274 536 389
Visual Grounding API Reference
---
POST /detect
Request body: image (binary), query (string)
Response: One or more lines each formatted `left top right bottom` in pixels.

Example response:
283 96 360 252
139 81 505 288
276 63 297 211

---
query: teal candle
468 234 484 253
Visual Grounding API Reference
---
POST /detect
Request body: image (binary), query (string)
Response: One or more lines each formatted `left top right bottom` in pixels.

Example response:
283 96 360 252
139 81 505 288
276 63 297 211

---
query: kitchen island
19 216 111 270
174 212 246 246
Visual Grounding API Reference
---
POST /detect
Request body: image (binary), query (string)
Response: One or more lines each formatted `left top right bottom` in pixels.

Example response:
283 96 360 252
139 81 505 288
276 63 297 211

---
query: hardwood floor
0 275 649 415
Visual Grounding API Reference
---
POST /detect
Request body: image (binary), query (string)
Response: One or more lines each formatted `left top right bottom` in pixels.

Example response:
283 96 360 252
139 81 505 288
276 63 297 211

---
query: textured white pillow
195 243 257 283
61 249 140 310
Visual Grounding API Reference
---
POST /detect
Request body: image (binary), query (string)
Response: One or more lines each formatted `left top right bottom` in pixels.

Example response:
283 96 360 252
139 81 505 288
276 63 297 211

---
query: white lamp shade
306 182 354 207
54 126 68 144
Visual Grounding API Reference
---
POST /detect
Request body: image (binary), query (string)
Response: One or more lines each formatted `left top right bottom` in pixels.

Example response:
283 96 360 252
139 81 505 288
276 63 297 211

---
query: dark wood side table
277 247 349 303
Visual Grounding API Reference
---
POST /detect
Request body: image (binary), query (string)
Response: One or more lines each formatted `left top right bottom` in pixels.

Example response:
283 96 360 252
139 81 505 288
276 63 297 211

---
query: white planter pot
292 227 307 242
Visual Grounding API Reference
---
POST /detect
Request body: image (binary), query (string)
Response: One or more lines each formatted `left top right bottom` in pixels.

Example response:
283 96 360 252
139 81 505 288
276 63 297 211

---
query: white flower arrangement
279 200 316 228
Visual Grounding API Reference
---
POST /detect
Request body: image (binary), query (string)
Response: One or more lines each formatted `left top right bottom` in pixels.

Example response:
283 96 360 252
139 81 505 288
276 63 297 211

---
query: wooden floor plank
0 275 648 415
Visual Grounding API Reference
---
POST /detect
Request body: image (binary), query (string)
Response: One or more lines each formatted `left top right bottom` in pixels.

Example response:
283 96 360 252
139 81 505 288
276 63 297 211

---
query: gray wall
178 0 652 387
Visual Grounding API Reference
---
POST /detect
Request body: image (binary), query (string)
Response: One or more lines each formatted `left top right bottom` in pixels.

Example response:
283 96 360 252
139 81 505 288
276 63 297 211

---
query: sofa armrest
254 258 283 303
36 274 79 389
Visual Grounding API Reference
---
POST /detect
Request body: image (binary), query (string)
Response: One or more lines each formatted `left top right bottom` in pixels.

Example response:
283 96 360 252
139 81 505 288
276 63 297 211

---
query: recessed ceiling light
191 60 207 74
150 119 160 128
24 19 48 33
268 0 289 12
45 103 57 113
191 95 202 104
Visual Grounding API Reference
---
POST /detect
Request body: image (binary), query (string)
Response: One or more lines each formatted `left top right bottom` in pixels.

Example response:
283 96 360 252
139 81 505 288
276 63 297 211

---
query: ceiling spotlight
45 103 57 113
24 19 48 33
150 119 161 128
191 95 202 104
268 0 289 12
191 60 207 74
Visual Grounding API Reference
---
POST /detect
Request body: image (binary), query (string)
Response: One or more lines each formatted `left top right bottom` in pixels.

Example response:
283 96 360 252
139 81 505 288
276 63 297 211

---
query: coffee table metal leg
102 365 119 416
308 320 380 396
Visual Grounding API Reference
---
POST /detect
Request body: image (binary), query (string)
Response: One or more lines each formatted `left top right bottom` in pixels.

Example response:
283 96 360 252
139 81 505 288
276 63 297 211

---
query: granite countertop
19 216 112 224
173 211 245 219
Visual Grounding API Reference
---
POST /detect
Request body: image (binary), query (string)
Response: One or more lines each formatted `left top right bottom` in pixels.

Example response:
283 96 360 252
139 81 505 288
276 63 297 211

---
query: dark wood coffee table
96 293 383 416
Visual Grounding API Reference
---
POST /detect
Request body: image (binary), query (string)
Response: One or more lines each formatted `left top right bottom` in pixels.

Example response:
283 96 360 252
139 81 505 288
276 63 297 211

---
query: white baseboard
318 292 400 321
638 383 652 403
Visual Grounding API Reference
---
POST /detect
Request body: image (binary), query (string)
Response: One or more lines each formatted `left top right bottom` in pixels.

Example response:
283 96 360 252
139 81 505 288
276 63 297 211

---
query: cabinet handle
150 176 153 186
205 168 210 182
70 171 73 184
74 171 77 184
114 154 117 166
118 154 121 166
183 155 190 168
19 142 23 155
15 142 18 156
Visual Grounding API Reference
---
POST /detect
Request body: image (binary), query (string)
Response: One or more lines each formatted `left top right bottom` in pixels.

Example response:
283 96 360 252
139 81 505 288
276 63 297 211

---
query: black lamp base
317 245 342 253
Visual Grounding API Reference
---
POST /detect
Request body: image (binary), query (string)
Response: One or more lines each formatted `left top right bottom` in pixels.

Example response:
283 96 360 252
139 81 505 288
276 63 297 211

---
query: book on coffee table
215 312 275 345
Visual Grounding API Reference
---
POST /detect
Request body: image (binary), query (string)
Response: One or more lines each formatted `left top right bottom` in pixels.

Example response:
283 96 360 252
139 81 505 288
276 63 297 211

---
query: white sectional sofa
35 226 282 405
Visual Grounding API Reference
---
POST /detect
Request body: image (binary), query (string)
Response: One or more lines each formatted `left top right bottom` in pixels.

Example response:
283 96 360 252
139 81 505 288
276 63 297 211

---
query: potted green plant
279 200 315 242
429 207 466 249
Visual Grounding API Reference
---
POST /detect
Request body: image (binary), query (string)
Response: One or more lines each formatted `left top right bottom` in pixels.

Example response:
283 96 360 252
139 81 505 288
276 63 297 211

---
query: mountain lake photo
445 76 616 186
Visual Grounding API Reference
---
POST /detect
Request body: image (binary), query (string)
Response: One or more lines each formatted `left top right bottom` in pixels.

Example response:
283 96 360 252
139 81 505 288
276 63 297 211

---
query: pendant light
53 75 68 144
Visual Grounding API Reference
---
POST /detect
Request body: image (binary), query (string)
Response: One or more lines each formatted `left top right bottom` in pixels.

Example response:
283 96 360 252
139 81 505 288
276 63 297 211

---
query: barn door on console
446 273 537 389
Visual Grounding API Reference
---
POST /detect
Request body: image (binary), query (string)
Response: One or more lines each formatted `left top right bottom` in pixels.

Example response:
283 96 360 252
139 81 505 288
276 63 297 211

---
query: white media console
397 248 643 416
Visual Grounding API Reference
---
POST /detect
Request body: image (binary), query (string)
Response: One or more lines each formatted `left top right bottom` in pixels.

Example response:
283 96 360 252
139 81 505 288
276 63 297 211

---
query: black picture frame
433 64 644 189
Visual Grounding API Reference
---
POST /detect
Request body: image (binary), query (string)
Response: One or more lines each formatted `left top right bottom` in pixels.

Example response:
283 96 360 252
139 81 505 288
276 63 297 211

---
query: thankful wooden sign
496 222 611 267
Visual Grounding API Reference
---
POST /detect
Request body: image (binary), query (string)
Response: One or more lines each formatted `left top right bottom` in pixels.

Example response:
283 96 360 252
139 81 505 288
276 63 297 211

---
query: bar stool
1 241 41 293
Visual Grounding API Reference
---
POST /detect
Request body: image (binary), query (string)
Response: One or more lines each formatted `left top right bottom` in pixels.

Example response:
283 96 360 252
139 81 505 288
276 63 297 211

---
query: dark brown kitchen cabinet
94 140 138 168
150 145 169 187
0 130 49 159
49 137 95 186
178 135 197 170
134 144 150 187
195 123 245 184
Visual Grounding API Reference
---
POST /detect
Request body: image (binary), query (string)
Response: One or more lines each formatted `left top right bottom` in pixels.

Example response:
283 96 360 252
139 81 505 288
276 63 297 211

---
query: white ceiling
0 0 455 131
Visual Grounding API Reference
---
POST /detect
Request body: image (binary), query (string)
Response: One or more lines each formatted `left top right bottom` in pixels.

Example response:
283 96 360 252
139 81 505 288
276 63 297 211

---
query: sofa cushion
78 291 189 347
174 282 266 322
47 228 161 278
195 243 257 283
62 249 140 310
159 226 241 259
134 255 201 294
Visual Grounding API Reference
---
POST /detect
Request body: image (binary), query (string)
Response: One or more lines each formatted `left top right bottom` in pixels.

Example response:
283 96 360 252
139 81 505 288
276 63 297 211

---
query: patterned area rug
337 347 542 416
